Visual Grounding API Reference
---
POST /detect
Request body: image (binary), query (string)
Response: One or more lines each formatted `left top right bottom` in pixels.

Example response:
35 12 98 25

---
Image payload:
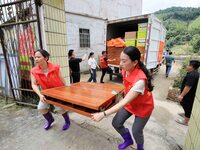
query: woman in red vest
100 51 109 83
99 51 114 83
92 46 154 150
31 49 70 130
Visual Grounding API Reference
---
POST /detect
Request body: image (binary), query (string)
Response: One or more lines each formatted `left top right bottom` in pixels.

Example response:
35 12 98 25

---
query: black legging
100 68 107 83
180 101 194 118
112 108 150 145
71 72 80 83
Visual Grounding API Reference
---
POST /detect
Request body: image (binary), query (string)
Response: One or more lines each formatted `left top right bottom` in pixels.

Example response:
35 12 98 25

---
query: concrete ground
0 63 187 150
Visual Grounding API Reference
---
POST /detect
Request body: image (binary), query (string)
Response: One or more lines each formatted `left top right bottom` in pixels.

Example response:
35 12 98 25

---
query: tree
155 7 200 53
190 34 200 53
188 16 200 36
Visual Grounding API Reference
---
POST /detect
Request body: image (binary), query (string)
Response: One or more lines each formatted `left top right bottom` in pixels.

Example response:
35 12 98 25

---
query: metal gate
0 0 43 105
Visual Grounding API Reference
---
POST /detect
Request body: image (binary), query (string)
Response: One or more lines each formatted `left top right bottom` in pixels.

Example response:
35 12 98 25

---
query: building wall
43 0 70 85
66 14 106 70
65 0 142 71
184 79 200 150
65 0 142 20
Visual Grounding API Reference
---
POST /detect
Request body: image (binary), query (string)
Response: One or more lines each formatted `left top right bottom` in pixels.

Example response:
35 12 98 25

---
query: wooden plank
45 99 94 117
107 47 124 66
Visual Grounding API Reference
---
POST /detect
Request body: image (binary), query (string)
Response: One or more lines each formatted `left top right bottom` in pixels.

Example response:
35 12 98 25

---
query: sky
143 0 200 14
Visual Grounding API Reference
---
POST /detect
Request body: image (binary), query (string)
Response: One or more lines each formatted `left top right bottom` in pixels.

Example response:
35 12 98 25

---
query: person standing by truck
92 46 154 150
176 60 200 126
68 49 87 83
99 51 113 83
165 51 175 78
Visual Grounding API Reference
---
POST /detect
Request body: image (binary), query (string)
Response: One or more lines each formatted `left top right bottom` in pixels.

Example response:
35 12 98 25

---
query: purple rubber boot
118 128 134 149
137 144 144 150
62 112 70 130
43 111 54 130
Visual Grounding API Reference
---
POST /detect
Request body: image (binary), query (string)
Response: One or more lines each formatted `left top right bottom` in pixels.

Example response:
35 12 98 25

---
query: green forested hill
155 7 200 54
155 7 200 22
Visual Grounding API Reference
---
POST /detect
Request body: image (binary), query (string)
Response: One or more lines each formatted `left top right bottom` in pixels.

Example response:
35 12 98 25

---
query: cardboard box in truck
125 31 137 39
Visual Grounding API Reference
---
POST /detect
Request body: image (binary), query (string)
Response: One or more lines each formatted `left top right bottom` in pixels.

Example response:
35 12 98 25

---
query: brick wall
43 0 70 85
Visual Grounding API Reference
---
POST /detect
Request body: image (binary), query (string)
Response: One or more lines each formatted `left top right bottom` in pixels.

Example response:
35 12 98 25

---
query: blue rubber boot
118 128 134 149
62 112 70 130
43 111 54 130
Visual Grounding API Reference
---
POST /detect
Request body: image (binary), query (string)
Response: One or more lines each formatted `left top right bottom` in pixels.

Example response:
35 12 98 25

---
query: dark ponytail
123 46 154 92
138 61 154 91
88 52 94 59
68 49 74 57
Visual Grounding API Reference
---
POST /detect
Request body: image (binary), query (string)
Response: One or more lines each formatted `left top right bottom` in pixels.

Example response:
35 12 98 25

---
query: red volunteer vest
100 55 108 68
31 63 64 90
123 67 154 118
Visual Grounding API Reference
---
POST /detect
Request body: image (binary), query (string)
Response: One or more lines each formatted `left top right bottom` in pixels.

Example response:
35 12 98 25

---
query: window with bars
79 28 90 48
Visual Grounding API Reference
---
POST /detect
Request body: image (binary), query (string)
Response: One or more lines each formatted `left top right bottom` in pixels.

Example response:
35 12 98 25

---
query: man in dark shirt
176 60 200 126
68 49 86 83
165 51 175 78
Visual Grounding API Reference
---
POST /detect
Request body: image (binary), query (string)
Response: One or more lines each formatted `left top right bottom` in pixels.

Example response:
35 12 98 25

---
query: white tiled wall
43 0 70 85
184 79 200 150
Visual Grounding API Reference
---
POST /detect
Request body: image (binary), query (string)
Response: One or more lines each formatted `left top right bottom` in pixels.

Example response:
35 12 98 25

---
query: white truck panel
146 15 165 69
161 26 166 42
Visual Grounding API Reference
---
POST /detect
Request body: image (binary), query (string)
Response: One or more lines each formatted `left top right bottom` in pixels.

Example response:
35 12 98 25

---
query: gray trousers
112 108 150 145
